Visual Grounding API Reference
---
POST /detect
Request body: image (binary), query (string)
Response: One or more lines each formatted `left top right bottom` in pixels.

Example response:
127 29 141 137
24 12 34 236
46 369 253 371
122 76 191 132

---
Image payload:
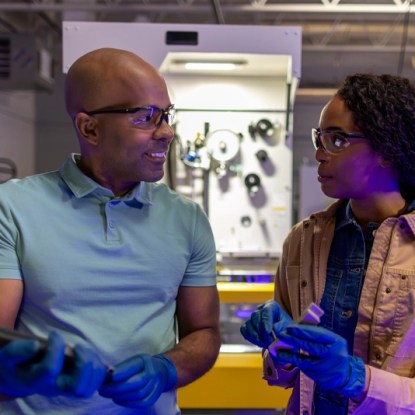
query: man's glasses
311 128 368 154
85 104 175 131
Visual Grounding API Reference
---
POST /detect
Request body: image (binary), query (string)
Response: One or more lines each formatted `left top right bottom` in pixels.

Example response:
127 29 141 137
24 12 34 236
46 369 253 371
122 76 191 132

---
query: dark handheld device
0 327 74 365
0 327 114 373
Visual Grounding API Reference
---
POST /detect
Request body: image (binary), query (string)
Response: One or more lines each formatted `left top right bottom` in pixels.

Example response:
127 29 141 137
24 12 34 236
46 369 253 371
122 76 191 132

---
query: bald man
0 48 220 414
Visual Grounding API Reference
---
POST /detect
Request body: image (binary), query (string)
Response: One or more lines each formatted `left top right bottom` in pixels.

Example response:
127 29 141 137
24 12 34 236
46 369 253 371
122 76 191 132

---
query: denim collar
334 200 357 231
335 198 415 231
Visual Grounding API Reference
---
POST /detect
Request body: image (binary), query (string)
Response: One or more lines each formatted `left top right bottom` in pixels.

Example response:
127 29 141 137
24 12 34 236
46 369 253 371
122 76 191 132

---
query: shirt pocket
383 270 415 359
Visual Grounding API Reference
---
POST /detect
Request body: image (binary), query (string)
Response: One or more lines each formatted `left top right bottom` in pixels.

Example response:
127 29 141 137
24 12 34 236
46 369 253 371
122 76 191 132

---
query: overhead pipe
0 3 413 14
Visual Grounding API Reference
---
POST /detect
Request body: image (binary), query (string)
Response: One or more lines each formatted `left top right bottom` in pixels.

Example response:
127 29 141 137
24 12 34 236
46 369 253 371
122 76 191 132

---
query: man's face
88 74 175 192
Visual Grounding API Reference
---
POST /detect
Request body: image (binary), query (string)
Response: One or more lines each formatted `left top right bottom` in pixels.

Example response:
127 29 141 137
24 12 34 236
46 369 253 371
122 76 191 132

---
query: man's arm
0 279 23 329
99 284 221 408
168 285 221 387
0 279 23 400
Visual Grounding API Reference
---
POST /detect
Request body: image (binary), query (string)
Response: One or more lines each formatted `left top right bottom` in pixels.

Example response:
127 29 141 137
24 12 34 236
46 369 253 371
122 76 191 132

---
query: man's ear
74 113 98 145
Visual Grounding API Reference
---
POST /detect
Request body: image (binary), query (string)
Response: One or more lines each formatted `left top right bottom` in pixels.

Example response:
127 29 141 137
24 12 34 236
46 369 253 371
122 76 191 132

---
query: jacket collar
309 198 415 235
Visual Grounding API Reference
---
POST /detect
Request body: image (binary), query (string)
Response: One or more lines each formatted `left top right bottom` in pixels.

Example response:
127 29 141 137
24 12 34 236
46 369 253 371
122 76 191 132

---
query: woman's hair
336 73 415 199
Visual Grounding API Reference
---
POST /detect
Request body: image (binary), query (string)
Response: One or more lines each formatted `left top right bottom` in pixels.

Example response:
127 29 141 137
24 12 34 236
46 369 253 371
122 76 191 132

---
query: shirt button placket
105 201 120 242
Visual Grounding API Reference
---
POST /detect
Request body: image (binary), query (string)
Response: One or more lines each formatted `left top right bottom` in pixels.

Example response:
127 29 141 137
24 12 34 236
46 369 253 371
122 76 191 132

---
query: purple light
234 308 255 319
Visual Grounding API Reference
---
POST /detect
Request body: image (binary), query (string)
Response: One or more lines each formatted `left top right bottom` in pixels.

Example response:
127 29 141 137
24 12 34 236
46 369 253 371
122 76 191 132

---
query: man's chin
144 171 165 183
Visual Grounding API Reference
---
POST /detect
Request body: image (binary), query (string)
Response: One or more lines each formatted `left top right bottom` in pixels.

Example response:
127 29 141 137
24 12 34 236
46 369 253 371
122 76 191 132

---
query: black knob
244 173 261 193
256 149 268 162
256 119 274 138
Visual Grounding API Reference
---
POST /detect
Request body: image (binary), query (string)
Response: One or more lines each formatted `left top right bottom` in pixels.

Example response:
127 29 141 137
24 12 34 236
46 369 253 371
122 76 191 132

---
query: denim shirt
314 200 379 414
313 199 415 414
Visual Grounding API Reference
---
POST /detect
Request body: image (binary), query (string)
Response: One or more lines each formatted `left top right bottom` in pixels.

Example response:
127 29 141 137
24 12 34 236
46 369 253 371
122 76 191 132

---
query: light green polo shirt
0 154 217 414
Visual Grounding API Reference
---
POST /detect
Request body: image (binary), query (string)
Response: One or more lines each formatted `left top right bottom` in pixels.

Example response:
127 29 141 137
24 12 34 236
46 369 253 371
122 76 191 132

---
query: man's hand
99 354 178 408
0 331 107 398
240 300 293 349
275 324 366 398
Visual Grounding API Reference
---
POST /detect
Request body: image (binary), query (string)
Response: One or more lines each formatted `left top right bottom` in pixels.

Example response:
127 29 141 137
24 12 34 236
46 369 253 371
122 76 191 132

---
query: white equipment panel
62 22 301 258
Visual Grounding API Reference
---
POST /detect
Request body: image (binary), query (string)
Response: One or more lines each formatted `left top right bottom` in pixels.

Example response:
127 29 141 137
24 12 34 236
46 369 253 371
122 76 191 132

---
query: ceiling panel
0 0 414 88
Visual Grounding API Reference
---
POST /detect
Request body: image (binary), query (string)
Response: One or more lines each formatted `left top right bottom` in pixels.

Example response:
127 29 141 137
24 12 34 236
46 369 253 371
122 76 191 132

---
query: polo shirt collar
59 154 153 205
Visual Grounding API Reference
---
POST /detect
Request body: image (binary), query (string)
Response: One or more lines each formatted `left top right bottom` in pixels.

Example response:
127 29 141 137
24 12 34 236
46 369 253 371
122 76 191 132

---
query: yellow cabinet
178 282 290 409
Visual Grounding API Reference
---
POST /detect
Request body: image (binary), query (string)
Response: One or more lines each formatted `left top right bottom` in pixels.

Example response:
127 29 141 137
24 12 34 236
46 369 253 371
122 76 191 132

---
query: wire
397 0 413 76
0 15 18 33
210 0 225 24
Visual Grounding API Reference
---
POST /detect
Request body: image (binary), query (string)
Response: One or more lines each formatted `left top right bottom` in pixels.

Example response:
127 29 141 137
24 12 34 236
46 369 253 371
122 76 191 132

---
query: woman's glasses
311 128 368 154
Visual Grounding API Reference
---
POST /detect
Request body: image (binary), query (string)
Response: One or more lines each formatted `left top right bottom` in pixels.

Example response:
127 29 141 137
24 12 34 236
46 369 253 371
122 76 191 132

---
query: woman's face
315 96 395 200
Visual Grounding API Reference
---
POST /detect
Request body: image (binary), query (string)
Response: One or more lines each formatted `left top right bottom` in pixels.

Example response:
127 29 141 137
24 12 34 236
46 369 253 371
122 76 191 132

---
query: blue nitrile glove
58 342 108 398
275 324 366 398
0 331 107 398
99 353 178 408
240 300 293 349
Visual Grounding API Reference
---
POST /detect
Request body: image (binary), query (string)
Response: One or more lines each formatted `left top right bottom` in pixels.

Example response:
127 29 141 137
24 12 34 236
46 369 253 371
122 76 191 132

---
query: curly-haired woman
241 73 415 415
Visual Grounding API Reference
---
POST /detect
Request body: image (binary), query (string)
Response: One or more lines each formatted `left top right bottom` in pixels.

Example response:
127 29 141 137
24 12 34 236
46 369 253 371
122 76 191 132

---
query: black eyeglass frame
84 104 175 128
311 127 368 153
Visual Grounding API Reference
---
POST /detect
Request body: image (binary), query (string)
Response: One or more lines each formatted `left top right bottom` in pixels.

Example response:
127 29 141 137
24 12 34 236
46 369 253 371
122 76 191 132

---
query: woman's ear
378 156 392 169
74 113 98 145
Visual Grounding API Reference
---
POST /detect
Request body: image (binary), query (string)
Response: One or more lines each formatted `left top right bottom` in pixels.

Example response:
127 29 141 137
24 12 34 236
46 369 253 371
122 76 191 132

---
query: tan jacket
264 200 415 415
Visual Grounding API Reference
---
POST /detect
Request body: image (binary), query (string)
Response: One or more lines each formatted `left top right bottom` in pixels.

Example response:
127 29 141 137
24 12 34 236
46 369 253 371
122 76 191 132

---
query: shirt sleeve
352 366 415 414
181 204 217 287
0 192 22 280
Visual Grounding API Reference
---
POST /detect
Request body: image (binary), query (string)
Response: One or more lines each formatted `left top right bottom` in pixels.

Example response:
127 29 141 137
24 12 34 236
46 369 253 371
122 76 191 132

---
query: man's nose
153 119 174 141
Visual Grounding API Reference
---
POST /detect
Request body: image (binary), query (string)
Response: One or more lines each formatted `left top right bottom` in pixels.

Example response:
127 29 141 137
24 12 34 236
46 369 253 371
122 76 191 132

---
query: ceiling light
171 59 247 71
184 62 236 71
